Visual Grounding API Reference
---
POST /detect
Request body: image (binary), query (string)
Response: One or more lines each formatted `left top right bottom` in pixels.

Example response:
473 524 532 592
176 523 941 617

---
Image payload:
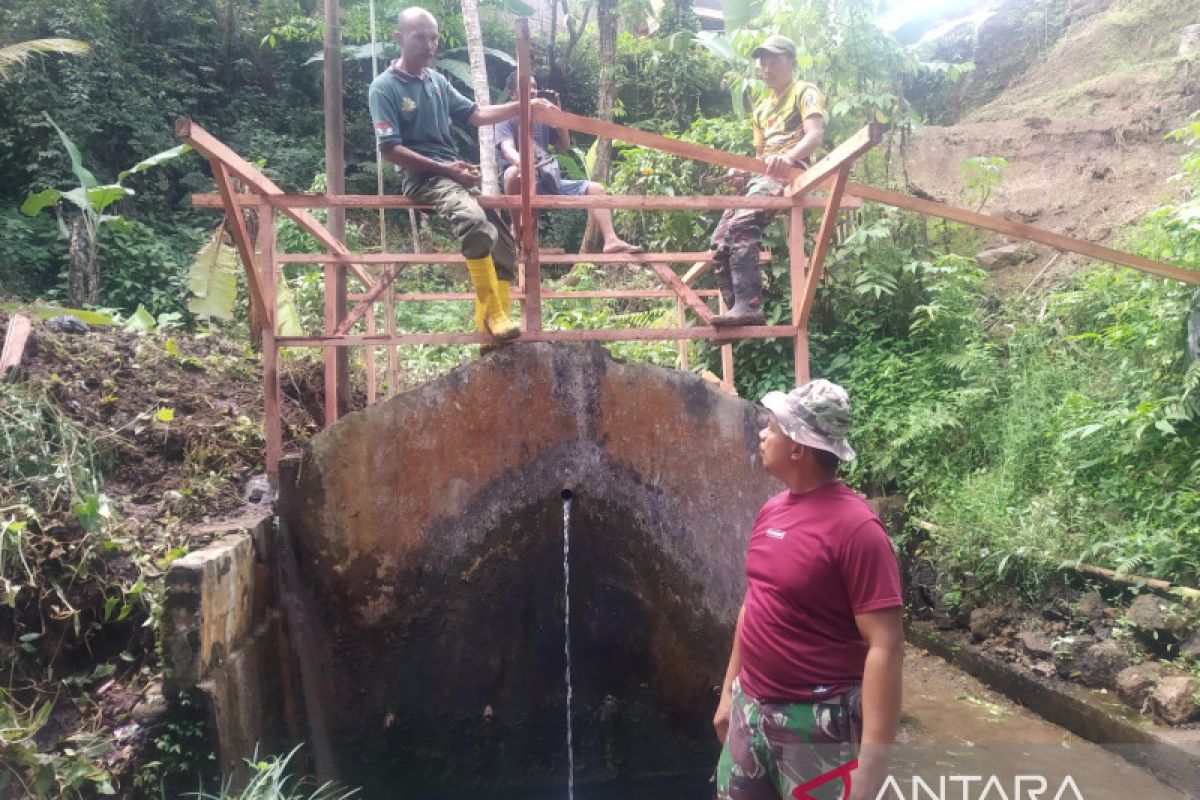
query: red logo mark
792 758 858 800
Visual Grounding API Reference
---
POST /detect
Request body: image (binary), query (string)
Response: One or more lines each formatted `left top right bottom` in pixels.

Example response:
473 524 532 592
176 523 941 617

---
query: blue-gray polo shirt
368 62 478 194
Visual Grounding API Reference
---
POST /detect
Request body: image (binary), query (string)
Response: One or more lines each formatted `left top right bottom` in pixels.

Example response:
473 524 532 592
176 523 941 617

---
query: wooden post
365 302 377 405
675 298 688 370
258 204 283 477
516 18 542 332
798 168 849 327
790 205 809 385
324 0 349 417
385 280 398 398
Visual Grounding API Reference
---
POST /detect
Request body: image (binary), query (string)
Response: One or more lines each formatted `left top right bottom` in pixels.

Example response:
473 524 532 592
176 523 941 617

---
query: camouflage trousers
709 175 788 284
715 678 862 800
411 176 518 281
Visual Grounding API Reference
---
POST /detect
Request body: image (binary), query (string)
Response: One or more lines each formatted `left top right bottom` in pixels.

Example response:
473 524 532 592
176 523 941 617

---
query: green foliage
960 155 1008 211
0 686 116 798
189 227 241 321
0 208 63 299
192 744 358 800
98 218 200 317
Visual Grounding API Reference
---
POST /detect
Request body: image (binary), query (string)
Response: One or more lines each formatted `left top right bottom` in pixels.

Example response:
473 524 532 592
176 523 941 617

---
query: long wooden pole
258 204 282 478
847 181 1200 286
324 0 349 420
516 18 542 332
790 205 808 385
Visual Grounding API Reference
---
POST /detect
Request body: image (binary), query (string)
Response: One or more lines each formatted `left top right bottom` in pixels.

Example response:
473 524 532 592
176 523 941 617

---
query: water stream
562 488 575 800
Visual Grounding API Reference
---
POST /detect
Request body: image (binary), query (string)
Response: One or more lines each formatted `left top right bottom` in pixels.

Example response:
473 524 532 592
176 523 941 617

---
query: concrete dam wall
170 343 779 797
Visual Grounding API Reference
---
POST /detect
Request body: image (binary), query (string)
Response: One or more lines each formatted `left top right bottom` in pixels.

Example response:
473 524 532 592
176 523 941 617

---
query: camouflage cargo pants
411 176 518 282
715 678 861 800
709 175 787 297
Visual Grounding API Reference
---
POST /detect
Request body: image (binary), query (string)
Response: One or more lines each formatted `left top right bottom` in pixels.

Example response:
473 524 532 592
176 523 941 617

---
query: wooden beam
176 118 376 291
354 289 722 301
798 168 849 327
1 315 31 377
516 19 541 332
335 264 399 334
643 261 714 323
277 251 769 265
258 206 283 475
278 324 797 347
785 123 883 197
191 192 863 211
211 164 271 327
535 105 800 180
789 205 809 385
847 181 1200 285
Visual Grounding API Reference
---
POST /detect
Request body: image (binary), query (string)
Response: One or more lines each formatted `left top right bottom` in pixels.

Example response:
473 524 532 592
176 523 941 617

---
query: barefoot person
714 380 904 800
368 7 556 343
710 34 826 327
494 72 643 255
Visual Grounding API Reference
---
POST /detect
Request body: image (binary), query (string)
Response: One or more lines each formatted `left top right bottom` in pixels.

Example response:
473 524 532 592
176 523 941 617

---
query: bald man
369 7 555 343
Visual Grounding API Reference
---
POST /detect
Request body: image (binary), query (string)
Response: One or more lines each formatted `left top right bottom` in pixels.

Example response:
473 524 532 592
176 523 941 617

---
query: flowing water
562 489 575 800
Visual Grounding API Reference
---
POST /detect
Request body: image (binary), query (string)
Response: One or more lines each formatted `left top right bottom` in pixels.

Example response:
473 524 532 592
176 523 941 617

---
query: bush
0 208 63 301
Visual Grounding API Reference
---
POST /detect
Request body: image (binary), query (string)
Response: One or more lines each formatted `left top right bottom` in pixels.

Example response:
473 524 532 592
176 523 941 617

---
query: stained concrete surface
280 343 776 797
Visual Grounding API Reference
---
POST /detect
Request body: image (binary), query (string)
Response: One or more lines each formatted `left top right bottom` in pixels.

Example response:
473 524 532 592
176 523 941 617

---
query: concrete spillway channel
161 343 1200 798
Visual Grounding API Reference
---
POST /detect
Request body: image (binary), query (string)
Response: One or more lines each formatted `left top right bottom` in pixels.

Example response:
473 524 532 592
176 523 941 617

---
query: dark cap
751 34 798 60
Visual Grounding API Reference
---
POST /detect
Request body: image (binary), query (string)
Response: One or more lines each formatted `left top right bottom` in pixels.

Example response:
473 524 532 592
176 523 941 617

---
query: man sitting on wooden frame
710 34 825 327
494 72 643 255
368 6 556 344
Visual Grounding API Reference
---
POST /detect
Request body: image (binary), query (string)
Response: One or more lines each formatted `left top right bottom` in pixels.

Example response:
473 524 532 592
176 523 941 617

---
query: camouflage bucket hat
761 379 856 461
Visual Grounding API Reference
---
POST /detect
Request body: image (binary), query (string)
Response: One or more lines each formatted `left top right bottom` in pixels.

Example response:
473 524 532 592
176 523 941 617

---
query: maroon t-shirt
738 482 902 702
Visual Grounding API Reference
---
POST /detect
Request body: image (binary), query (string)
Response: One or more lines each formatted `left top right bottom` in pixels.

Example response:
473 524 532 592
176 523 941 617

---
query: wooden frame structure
182 19 1198 478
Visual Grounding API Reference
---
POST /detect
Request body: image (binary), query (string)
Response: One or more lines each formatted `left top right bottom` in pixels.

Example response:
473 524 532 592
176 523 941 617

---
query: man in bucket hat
713 379 903 800
708 34 826 327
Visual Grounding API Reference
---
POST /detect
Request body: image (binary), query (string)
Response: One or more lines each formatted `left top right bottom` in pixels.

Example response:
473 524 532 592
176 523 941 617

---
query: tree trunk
324 0 350 415
581 0 617 252
67 215 87 308
461 0 498 194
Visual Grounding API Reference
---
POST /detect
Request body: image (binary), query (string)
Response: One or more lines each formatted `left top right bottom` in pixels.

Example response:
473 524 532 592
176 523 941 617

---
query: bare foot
601 240 645 255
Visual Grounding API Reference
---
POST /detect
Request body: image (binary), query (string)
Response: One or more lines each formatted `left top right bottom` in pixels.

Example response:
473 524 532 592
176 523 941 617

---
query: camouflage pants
709 175 788 283
715 678 861 800
411 176 518 281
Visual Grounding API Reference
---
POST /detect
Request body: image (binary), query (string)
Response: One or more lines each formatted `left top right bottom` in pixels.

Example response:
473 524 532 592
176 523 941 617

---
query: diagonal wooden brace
798 167 850 326
211 163 272 328
644 261 714 324
785 123 883 197
175 118 375 292
335 264 403 335
535 105 803 180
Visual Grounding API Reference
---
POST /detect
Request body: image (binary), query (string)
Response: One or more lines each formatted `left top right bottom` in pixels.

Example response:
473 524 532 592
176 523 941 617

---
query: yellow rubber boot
465 255 520 341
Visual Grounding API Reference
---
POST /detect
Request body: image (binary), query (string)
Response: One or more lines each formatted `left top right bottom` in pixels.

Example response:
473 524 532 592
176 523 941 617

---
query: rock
975 244 1031 271
1179 629 1200 659
1124 594 1189 637
1077 639 1131 688
243 474 275 506
1180 24 1200 59
1116 663 1164 709
161 490 184 510
1019 630 1055 659
970 606 1007 640
1052 635 1093 678
1030 661 1057 679
131 682 168 726
44 315 90 335
1070 592 1104 623
1149 676 1200 725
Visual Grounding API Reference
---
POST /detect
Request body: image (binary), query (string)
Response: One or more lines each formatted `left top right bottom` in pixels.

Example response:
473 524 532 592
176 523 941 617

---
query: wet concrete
899 646 1188 800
